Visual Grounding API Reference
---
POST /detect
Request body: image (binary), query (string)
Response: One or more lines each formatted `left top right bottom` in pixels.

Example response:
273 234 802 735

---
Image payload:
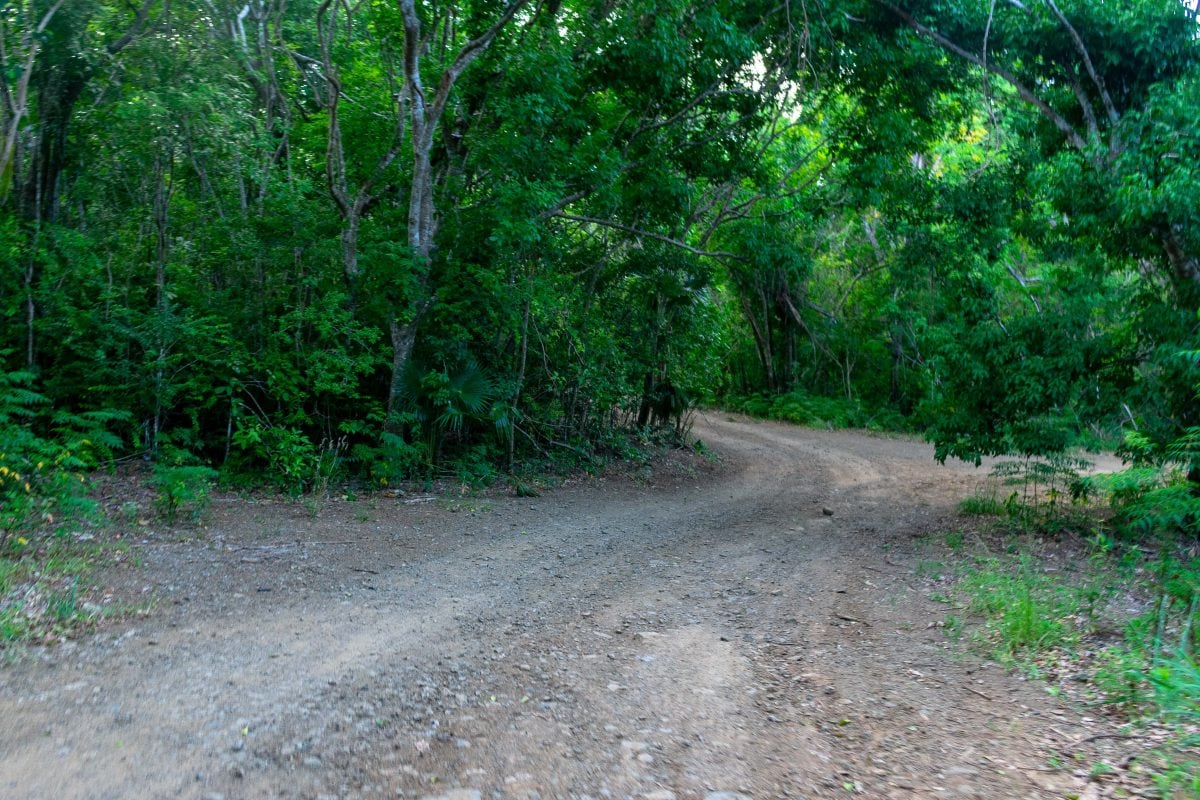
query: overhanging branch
552 213 741 260
876 1 1088 152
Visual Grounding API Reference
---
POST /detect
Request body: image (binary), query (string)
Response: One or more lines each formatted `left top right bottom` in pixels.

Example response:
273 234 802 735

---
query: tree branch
552 213 741 260
429 0 534 127
106 0 162 55
1042 0 1118 125
1068 77 1099 142
981 0 999 129
317 0 406 220
876 1 1087 152
0 0 66 202
317 0 350 218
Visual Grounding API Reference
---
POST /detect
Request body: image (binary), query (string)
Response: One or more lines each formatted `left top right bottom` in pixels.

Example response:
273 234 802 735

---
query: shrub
230 421 316 495
150 465 218 522
726 390 906 431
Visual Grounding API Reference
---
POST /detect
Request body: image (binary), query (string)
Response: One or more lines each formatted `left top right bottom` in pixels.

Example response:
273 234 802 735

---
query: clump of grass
1137 651 1200 799
1148 652 1200 736
958 553 1080 660
960 487 1006 516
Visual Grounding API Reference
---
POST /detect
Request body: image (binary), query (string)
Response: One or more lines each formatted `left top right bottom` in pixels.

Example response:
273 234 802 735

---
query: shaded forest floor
0 415 1161 799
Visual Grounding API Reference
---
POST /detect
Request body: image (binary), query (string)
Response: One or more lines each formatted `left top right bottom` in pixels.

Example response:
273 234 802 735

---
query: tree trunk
341 211 361 287
0 1 64 206
636 371 654 428
388 317 419 420
24 241 36 369
1163 226 1200 289
509 288 531 470
740 294 774 391
889 330 904 405
150 145 174 456
382 0 534 417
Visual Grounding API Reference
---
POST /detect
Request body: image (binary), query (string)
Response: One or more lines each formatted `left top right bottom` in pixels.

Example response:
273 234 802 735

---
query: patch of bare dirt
0 415 1136 799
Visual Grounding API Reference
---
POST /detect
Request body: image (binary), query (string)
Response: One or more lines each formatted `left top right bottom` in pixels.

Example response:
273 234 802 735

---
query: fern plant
1082 429 1200 541
0 366 127 547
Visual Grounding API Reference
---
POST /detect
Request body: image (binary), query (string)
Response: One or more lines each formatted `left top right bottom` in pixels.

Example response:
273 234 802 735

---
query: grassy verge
933 463 1198 798
947 543 1198 797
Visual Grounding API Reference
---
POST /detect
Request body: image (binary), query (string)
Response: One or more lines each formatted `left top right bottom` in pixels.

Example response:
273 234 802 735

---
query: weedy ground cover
0 531 137 649
940 457 1199 797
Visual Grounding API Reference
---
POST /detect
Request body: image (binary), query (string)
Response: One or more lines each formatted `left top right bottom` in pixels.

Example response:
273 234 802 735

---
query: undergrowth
0 532 134 649
0 368 135 648
941 455 1199 796
724 390 909 432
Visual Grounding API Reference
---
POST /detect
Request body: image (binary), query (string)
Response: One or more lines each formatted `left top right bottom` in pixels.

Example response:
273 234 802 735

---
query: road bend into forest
1 414 1111 800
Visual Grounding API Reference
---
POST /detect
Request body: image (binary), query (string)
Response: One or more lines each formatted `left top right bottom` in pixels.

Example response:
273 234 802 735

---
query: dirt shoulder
0 415 1124 799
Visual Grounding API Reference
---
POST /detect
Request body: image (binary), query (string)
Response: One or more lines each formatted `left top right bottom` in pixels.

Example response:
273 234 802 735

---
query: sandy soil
0 414 1133 799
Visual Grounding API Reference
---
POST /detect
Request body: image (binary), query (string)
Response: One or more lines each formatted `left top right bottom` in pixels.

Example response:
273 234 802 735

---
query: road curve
0 415 1094 799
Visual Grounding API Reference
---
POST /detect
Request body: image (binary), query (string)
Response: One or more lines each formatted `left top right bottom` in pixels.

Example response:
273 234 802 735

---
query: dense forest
1 0 1197 504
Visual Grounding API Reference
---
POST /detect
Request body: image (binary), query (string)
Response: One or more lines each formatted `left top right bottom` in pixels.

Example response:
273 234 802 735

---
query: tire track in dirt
0 415 1101 799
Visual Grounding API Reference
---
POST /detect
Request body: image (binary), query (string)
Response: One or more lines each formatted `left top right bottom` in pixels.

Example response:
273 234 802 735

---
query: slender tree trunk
740 294 774 391
341 212 360 287
234 148 249 213
1163 226 1200 288
0 1 64 205
889 333 903 405
636 371 654 428
566 259 605 433
637 293 665 427
151 145 174 456
785 328 795 388
509 288 532 470
24 246 36 369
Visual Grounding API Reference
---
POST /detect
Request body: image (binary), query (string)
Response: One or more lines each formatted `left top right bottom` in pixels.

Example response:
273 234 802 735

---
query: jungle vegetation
0 0 1196 510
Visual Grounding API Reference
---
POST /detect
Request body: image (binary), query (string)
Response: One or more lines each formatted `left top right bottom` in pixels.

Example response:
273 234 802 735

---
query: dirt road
0 415 1105 799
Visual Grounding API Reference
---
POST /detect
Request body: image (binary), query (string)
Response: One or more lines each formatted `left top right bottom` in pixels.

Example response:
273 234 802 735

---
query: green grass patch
941 527 1199 794
959 488 1007 517
958 553 1082 660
